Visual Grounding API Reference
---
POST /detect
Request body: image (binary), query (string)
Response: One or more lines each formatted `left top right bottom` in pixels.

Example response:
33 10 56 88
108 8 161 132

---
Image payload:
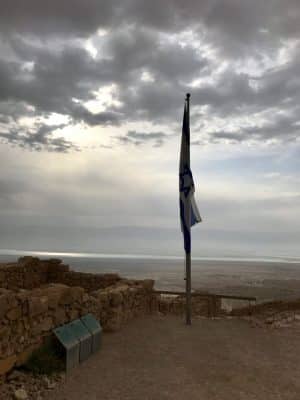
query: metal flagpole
185 93 192 326
180 92 201 326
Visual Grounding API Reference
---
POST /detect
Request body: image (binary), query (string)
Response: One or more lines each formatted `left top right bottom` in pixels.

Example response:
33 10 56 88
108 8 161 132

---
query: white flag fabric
179 96 201 253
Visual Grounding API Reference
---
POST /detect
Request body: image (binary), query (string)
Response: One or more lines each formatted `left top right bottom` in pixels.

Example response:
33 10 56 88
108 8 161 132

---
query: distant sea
1 249 300 303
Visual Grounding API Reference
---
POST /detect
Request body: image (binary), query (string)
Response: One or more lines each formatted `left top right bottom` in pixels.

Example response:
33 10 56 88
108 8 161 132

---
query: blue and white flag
179 95 201 253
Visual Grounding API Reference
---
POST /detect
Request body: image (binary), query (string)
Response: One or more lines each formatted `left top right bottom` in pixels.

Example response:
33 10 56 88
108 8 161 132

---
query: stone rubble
232 300 300 329
0 370 64 400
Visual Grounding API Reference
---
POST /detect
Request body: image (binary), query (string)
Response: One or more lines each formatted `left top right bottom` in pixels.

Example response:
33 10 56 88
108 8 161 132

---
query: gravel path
45 316 300 400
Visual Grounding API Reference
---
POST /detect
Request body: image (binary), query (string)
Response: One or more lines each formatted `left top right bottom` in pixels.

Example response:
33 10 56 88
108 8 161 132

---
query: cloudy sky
0 0 300 258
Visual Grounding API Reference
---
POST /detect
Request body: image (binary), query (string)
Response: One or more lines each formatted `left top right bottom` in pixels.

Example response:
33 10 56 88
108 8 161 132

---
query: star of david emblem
179 165 194 197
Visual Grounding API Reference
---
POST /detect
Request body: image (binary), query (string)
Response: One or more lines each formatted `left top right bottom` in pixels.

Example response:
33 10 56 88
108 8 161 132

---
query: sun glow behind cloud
83 84 123 115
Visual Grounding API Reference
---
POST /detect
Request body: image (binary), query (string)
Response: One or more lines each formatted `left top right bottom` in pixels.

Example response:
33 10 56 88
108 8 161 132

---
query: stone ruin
0 256 222 377
0 256 156 376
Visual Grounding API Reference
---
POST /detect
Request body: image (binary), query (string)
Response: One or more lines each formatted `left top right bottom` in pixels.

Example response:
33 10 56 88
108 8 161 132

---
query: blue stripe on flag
180 199 191 253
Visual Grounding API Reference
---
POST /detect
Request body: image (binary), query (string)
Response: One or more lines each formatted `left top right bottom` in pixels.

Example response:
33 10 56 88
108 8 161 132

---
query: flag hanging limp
179 94 201 253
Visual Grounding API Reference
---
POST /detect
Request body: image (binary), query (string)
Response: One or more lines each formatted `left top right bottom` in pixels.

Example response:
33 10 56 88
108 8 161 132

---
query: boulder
14 388 28 400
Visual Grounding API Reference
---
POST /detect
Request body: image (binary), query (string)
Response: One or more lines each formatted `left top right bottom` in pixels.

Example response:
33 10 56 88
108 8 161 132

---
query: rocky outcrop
231 298 300 329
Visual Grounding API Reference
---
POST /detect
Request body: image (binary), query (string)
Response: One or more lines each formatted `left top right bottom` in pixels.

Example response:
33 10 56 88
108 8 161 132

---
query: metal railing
154 290 256 317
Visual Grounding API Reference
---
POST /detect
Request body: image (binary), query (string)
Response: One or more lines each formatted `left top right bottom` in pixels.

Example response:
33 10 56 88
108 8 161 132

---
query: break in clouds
1 0 300 151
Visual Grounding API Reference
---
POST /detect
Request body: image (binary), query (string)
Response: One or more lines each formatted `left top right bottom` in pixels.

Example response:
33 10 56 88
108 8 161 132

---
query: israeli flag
179 95 201 253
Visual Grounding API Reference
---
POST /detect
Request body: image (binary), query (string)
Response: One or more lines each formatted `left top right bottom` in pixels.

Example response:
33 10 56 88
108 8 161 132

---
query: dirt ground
44 315 300 400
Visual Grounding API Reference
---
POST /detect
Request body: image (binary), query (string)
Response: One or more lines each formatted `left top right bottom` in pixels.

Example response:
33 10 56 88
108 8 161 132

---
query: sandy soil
44 315 300 400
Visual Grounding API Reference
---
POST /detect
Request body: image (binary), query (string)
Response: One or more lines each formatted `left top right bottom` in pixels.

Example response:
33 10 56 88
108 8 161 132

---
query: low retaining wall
156 294 222 317
0 257 156 375
0 281 155 374
230 298 300 316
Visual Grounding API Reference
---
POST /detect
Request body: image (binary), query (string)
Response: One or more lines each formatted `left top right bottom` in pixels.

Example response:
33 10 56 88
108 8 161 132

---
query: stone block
0 270 6 284
105 306 123 332
70 287 85 303
53 308 67 325
43 286 62 309
141 279 155 291
0 294 10 319
68 309 79 321
40 317 53 332
94 291 109 307
6 307 22 321
58 287 73 305
0 327 10 353
109 289 123 307
28 296 48 316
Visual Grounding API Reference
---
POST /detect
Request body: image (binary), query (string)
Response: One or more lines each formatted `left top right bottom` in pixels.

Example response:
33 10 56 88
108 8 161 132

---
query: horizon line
0 248 300 264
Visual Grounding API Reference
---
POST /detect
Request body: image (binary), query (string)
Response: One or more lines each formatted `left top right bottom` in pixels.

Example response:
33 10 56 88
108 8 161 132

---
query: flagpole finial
186 93 191 100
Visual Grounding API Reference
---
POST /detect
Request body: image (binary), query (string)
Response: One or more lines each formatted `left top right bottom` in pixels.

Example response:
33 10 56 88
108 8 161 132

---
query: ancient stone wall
0 256 220 376
156 294 222 317
48 270 121 292
0 258 49 290
0 257 156 375
230 298 300 316
0 257 121 292
0 280 156 375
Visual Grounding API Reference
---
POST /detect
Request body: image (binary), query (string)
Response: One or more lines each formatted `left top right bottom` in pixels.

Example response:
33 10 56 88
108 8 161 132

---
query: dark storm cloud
0 0 119 36
0 123 78 152
1 0 300 151
70 104 123 126
0 43 113 113
0 39 124 145
98 26 208 81
119 0 300 61
207 109 300 144
116 130 167 147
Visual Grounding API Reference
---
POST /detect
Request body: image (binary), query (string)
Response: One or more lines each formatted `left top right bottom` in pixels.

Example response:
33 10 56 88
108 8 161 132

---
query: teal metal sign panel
68 319 92 362
81 314 102 353
53 325 79 371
